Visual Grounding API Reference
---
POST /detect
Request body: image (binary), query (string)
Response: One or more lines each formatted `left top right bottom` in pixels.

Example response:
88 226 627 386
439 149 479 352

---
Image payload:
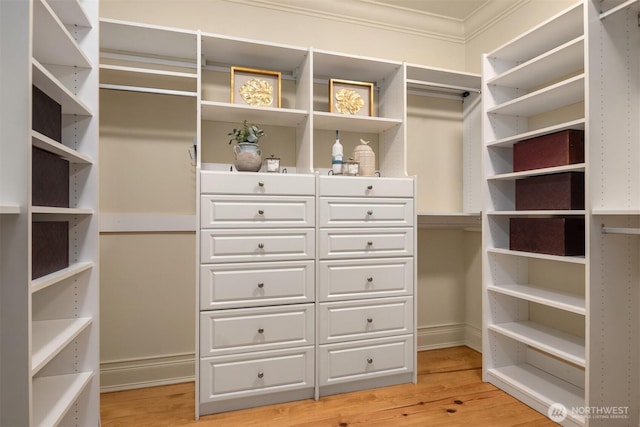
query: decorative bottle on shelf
332 130 343 175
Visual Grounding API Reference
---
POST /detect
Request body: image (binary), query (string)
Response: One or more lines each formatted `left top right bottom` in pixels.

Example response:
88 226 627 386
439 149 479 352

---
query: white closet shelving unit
483 1 640 425
1 0 100 426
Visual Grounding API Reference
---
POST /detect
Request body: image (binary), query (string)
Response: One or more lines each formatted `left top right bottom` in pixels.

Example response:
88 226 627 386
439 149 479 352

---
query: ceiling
368 0 490 21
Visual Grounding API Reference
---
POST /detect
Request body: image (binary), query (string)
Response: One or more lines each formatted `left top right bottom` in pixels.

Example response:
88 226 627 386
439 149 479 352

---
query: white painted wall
98 0 581 389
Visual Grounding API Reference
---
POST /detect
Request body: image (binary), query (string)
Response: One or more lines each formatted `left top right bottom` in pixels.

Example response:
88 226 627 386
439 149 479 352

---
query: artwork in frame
231 66 282 108
329 79 374 116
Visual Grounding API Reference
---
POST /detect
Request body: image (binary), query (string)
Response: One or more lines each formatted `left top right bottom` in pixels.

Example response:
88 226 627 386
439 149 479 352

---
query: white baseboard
417 323 483 352
100 352 195 393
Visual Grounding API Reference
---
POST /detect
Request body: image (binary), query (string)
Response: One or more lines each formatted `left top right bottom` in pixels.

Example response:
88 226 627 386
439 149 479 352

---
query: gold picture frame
329 79 374 116
231 66 281 108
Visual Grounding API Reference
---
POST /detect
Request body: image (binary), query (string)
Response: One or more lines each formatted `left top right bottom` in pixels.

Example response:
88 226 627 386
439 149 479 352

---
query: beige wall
98 0 581 389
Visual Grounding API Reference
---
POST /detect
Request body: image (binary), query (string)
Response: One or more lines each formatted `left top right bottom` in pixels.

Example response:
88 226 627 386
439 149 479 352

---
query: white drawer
318 297 413 344
319 258 413 302
318 335 413 386
319 197 413 228
201 195 315 228
200 260 314 310
201 171 315 196
200 304 314 357
318 176 413 198
200 346 314 402
201 228 315 263
319 228 413 259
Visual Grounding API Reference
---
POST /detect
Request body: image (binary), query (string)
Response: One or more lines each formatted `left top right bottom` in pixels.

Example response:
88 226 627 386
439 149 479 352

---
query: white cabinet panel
318 258 413 301
319 228 413 259
200 260 314 310
318 335 413 386
200 304 314 356
201 195 315 229
201 171 315 196
200 228 315 263
319 197 413 228
200 346 314 402
318 297 413 343
318 176 413 198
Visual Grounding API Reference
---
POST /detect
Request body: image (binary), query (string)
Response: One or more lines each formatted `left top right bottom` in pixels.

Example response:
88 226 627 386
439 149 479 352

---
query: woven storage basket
353 139 375 176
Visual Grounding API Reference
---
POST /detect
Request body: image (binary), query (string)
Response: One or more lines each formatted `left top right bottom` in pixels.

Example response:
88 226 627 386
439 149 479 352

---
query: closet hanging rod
601 225 640 235
99 83 197 97
406 78 481 96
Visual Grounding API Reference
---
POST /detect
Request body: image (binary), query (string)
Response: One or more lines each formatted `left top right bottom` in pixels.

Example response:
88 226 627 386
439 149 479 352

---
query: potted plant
228 120 264 172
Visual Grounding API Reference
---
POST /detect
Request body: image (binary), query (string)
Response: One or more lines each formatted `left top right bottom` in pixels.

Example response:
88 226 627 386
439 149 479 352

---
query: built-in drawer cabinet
201 195 315 229
318 176 414 198
200 346 314 403
201 171 315 196
318 297 413 343
319 197 413 228
318 335 413 386
318 257 413 302
319 228 413 259
200 228 315 263
200 303 314 356
200 260 314 310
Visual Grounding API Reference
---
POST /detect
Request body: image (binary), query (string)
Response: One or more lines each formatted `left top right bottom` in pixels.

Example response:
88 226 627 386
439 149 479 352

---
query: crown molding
225 0 466 43
464 0 529 42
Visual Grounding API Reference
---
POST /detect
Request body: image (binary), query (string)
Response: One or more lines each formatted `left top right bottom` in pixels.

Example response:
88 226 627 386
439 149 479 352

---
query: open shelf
488 163 585 181
32 130 93 164
488 283 585 315
32 372 93 427
31 317 93 375
600 0 640 19
488 247 586 265
201 101 308 127
31 261 94 293
32 59 93 116
486 119 585 148
0 205 21 214
487 210 586 216
417 212 481 229
313 112 402 133
31 206 94 215
47 0 91 28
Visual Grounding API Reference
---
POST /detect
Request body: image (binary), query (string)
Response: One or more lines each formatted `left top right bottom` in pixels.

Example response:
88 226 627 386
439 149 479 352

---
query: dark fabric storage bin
32 221 69 279
510 217 585 256
515 172 584 210
513 130 584 172
32 85 62 142
32 147 69 208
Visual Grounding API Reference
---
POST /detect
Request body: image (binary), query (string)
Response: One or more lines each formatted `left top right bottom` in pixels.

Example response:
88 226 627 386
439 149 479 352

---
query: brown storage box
515 172 584 210
32 221 69 279
32 85 62 142
513 130 584 172
510 217 585 256
32 147 69 207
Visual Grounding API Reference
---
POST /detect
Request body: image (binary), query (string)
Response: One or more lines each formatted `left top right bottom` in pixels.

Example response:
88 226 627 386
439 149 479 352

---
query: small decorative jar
343 159 360 176
264 155 280 173
353 139 376 176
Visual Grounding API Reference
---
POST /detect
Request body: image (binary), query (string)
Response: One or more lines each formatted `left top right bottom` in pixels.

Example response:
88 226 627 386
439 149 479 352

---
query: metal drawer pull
258 243 264 249
366 317 373 323
367 358 373 364
257 282 264 288
367 185 373 190
367 210 373 215
367 277 373 282
257 372 264 379
258 209 264 215
258 181 265 187
367 241 373 246
258 328 264 334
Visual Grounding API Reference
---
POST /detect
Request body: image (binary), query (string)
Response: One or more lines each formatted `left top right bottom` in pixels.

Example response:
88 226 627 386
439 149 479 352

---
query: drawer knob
367 277 373 282
367 241 373 246
258 181 265 187
367 358 373 364
258 243 265 249
258 328 264 334
257 282 264 288
258 209 264 215
366 317 373 323
367 210 373 216
367 185 373 190
257 372 264 379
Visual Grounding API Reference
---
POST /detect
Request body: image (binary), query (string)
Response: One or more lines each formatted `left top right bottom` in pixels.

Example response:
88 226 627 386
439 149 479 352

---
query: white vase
233 142 262 172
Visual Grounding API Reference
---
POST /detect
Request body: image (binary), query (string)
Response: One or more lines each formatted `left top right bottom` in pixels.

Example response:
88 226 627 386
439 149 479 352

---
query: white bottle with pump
332 130 343 175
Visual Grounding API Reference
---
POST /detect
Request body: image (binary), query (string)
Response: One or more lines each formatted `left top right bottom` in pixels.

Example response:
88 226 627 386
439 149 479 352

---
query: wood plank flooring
100 346 558 426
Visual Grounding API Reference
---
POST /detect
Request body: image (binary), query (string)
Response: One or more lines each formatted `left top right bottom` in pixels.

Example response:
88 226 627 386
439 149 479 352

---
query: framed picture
329 79 374 116
231 66 281 108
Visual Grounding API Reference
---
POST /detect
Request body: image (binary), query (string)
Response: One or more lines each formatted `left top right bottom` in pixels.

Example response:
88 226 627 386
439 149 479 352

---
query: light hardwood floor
100 346 558 426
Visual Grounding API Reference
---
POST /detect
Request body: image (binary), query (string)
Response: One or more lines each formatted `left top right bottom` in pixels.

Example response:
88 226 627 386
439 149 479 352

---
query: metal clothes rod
601 225 640 235
406 78 481 95
99 83 197 97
